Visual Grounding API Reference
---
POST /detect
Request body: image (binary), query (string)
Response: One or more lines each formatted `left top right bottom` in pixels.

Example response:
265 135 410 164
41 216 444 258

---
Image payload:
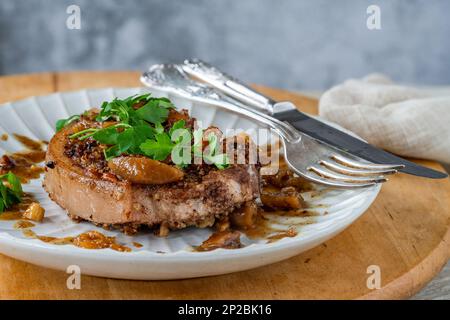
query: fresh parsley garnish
95 95 174 125
140 132 175 161
201 132 230 170
135 99 172 124
56 93 230 169
0 172 23 213
140 120 188 161
56 115 80 132
192 129 230 169
169 120 186 136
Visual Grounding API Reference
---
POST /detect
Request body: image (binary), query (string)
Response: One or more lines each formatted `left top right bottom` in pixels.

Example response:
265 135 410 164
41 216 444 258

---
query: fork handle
183 59 277 114
141 63 301 143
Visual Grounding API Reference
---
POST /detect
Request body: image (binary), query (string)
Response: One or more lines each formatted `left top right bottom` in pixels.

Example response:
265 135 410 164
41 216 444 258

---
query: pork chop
43 120 260 234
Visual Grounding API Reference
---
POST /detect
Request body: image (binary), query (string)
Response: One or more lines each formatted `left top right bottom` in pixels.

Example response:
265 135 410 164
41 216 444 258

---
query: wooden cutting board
0 71 449 300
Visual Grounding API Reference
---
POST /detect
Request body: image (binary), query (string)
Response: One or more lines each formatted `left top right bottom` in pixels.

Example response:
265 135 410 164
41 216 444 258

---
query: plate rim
0 87 381 264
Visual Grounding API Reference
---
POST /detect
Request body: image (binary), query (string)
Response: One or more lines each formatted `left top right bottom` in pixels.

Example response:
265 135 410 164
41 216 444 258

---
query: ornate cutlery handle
183 59 277 114
141 64 300 143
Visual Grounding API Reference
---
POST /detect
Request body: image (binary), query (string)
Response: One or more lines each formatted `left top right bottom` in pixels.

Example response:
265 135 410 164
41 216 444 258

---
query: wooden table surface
0 71 449 300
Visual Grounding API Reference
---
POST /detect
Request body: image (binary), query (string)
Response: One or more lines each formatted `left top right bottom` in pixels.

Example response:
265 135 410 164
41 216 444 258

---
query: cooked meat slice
43 124 260 231
196 230 242 251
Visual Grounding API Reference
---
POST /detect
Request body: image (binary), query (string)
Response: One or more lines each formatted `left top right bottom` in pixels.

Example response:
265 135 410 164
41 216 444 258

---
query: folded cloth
319 74 450 164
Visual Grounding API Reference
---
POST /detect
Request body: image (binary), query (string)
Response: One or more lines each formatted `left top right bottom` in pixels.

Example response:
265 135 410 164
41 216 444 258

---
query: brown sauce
0 194 36 221
14 220 35 229
270 209 319 217
267 227 298 243
0 211 23 221
197 213 303 250
22 229 131 252
133 242 143 248
202 153 319 249
22 229 73 245
11 150 46 163
13 134 45 151
238 207 316 242
1 134 130 253
2 134 318 252
195 230 242 252
237 213 299 240
72 231 131 252
2 154 45 183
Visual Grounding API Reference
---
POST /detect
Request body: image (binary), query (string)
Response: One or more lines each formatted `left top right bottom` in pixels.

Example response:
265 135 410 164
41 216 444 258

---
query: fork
141 64 402 188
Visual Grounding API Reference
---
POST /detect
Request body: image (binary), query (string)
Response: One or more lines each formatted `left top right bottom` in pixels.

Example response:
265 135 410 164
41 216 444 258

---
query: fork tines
305 154 404 188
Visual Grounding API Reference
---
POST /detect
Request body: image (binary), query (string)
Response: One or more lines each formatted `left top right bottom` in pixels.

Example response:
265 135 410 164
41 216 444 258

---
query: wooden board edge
1 72 449 300
358 227 450 300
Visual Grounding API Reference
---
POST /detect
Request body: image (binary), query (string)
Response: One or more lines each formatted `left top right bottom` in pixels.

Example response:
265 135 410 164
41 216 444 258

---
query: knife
182 59 448 179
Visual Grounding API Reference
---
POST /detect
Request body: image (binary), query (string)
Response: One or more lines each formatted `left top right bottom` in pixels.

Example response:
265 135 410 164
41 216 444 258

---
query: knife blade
274 104 447 179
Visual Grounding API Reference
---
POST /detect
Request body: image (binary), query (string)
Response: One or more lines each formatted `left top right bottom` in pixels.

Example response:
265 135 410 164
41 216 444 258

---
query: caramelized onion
108 156 184 184
196 231 242 251
229 201 258 230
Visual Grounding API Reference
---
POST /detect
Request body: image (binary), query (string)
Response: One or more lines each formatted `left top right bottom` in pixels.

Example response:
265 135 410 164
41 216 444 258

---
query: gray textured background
0 0 449 90
0 1 449 300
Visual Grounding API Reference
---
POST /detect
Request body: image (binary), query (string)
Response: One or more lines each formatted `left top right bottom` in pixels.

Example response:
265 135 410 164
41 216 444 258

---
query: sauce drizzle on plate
0 134 46 183
14 220 35 229
23 229 132 252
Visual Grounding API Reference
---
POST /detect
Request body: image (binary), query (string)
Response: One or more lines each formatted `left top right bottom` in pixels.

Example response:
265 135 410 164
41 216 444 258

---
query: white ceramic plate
0 87 381 280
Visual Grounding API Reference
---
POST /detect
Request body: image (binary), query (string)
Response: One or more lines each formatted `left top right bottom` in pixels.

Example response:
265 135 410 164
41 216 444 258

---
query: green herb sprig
202 134 230 170
0 172 23 213
56 115 80 132
56 93 229 169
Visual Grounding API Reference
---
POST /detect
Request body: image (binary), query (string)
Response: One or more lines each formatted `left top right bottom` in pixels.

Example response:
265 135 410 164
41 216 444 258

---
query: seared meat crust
44 120 260 232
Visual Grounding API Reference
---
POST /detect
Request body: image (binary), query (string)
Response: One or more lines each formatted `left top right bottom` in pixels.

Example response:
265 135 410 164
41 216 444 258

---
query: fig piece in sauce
108 156 184 184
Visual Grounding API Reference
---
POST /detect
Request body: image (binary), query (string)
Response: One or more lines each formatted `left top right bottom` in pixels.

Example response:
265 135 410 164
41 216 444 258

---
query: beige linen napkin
319 74 450 164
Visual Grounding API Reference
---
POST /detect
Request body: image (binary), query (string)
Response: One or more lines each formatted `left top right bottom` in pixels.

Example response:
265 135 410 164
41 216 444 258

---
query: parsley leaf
140 133 175 161
104 145 122 161
206 153 230 170
192 129 204 158
125 93 151 106
154 122 165 134
170 122 192 168
133 124 155 145
116 128 135 154
7 171 22 196
101 125 154 160
96 99 132 123
55 115 80 132
63 93 231 170
169 120 186 137
0 172 23 213
202 133 230 169
135 99 173 124
92 126 121 145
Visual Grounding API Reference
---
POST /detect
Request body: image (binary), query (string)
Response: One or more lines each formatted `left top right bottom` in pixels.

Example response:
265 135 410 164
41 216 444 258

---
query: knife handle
182 59 277 114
